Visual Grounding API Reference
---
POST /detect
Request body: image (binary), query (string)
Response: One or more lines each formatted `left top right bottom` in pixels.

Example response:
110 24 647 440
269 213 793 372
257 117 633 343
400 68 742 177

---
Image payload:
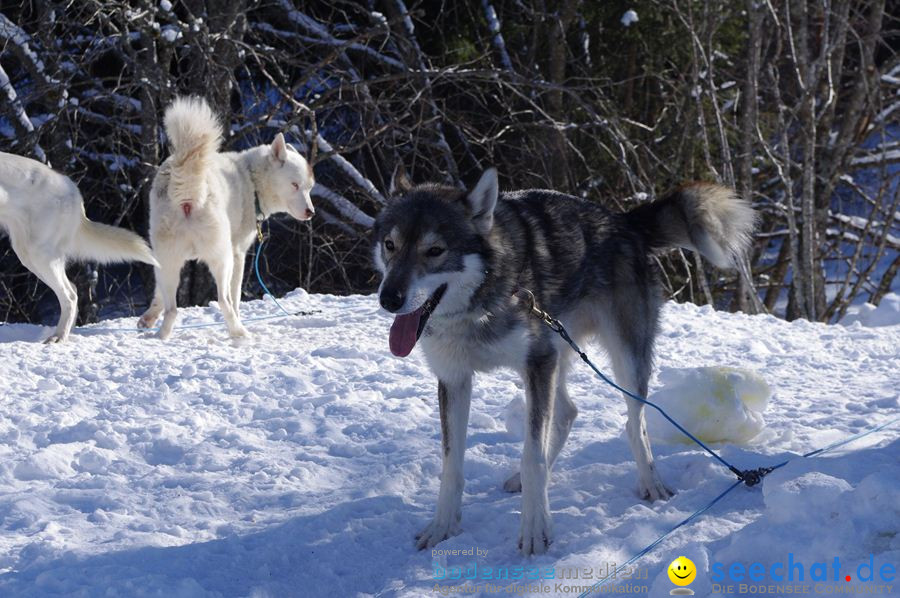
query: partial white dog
0 152 158 342
139 97 316 339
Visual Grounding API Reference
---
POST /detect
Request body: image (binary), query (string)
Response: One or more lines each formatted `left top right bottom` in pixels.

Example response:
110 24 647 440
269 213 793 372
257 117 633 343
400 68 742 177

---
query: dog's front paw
503 472 522 493
416 517 461 550
639 476 674 502
519 503 552 556
43 334 65 344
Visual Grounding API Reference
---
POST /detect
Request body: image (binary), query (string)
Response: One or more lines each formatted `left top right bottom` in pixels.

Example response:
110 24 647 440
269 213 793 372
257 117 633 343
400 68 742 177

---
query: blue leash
576 480 742 598
253 236 294 318
511 290 898 597
575 416 898 598
518 289 770 486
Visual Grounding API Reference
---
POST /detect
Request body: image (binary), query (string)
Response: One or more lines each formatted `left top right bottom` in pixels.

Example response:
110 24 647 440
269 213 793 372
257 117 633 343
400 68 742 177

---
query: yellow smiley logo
668 556 696 586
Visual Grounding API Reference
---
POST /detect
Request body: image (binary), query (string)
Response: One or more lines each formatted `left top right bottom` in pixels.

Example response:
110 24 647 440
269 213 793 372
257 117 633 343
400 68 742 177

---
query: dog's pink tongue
389 308 423 357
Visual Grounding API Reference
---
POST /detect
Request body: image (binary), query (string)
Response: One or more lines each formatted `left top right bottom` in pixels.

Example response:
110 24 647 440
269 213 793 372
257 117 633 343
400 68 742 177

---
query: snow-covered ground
0 291 897 597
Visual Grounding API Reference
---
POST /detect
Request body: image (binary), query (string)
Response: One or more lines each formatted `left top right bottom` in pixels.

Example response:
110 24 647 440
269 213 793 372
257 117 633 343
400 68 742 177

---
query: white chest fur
420 314 531 381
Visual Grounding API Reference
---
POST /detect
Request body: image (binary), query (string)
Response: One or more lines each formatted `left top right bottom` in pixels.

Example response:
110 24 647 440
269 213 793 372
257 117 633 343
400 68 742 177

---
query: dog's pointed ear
466 168 499 234
389 163 412 196
271 133 288 166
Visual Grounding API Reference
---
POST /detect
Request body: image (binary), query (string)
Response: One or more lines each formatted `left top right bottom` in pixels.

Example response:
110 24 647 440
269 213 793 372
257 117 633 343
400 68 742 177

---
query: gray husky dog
372 168 755 555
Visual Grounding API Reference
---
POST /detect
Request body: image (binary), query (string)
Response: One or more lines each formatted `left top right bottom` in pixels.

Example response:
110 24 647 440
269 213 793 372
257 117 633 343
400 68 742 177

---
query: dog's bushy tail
626 183 756 268
73 217 159 267
163 96 222 209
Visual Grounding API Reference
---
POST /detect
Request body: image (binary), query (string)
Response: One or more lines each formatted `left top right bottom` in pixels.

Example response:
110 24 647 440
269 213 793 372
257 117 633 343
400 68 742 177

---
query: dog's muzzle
388 284 447 357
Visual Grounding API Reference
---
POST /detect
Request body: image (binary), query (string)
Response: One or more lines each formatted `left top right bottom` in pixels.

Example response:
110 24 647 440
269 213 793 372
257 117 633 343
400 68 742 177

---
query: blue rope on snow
511 291 898 597
571 338 752 480
520 289 773 486
573 417 899 598
253 236 294 318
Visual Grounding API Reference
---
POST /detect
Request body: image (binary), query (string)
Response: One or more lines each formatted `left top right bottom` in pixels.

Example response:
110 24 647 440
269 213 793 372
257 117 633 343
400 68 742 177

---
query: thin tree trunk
543 0 579 189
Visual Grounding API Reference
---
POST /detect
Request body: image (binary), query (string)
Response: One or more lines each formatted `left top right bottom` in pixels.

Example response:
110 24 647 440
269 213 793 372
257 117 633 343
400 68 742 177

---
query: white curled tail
163 96 222 212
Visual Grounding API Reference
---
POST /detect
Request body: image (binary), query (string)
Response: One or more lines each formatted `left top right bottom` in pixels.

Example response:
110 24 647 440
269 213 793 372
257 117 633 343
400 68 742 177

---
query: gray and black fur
373 169 755 556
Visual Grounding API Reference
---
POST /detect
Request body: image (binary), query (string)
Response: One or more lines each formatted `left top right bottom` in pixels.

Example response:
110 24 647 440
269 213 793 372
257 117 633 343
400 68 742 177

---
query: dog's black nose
380 290 405 313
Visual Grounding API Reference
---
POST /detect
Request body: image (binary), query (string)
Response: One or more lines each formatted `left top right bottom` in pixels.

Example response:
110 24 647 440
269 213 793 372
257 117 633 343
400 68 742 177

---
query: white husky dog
138 97 315 339
0 152 158 343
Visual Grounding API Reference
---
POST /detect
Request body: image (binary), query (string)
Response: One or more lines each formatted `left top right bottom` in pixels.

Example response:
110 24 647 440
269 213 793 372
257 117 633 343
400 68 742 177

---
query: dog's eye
384 239 395 252
291 182 300 191
425 246 445 258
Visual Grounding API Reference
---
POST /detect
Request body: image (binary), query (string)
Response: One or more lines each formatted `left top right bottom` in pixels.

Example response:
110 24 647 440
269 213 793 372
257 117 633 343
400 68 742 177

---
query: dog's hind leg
155 254 185 340
504 361 577 493
518 345 558 555
207 250 248 338
20 252 77 343
416 375 472 550
42 262 76 343
606 330 673 502
548 364 579 467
